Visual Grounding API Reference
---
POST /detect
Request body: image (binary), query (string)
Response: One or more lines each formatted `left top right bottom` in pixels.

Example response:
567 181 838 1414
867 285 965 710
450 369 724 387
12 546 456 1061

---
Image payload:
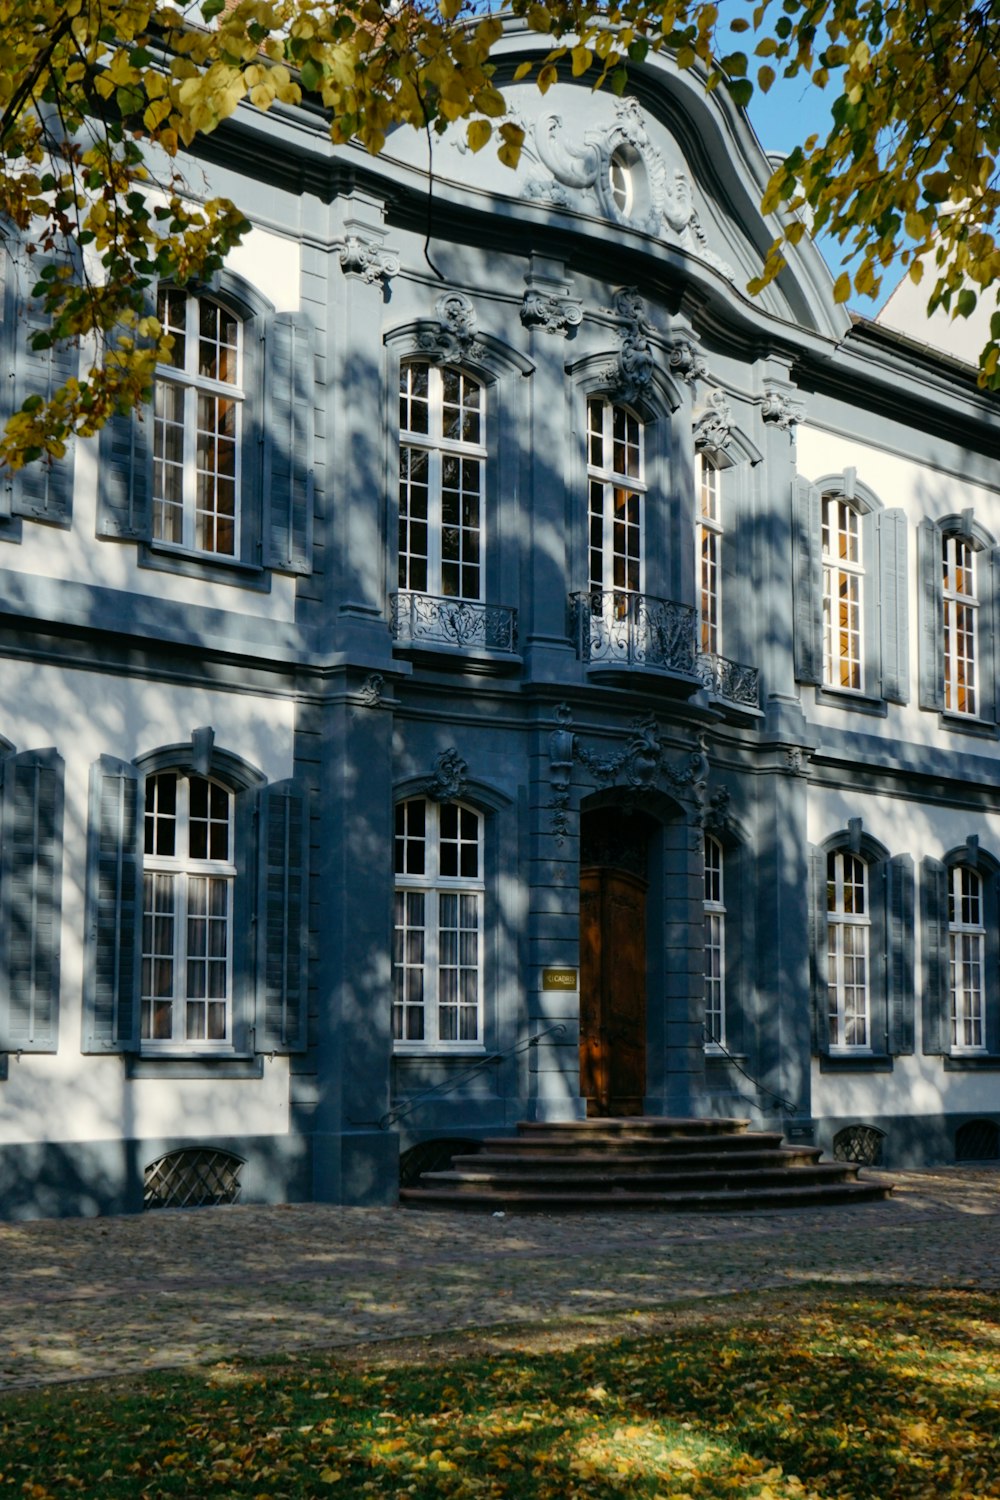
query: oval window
609 148 634 216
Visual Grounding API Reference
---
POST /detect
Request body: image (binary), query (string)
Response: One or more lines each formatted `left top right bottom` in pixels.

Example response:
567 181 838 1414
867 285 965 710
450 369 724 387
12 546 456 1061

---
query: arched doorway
579 806 656 1116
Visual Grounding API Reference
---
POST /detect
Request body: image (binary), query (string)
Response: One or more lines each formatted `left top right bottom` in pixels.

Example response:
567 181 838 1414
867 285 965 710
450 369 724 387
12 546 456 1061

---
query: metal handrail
703 1027 801 1115
377 1022 568 1130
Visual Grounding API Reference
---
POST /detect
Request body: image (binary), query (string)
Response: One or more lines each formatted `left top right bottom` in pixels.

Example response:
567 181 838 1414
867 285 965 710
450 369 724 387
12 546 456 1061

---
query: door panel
579 865 647 1116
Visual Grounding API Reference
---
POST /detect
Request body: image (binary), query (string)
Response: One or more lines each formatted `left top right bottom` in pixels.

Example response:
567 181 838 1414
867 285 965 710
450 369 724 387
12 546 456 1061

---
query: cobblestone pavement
0 1168 997 1393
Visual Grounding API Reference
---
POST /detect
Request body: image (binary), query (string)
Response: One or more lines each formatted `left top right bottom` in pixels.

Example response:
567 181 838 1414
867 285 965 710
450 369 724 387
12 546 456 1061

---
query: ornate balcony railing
571 590 698 675
695 651 761 710
390 591 518 653
571 590 760 708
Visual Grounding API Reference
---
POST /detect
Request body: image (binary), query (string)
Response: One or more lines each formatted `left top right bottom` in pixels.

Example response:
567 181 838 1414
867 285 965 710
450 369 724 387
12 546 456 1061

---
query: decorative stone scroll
428 747 468 802
417 292 484 365
603 287 655 404
520 287 583 336
762 385 806 430
694 388 735 452
359 672 385 707
338 235 399 287
666 336 708 387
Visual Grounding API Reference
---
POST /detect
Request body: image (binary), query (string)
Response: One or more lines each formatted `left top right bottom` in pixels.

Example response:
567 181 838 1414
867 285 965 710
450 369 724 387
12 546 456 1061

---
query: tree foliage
2 0 999 472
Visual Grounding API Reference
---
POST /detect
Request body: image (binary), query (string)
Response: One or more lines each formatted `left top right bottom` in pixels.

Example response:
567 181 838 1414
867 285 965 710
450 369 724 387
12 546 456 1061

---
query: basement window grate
833 1124 885 1166
144 1148 244 1210
955 1119 1000 1163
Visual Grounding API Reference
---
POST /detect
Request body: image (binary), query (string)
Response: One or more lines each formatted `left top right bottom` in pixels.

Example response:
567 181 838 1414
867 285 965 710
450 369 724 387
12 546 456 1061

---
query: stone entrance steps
400 1117 892 1212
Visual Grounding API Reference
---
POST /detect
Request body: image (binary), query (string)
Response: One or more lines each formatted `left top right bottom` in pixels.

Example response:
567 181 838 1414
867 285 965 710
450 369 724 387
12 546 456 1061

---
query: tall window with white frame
393 798 484 1047
822 494 863 690
943 535 978 715
697 453 722 654
399 363 485 602
153 290 242 556
587 397 644 610
826 850 870 1049
949 865 985 1051
703 835 726 1046
142 772 235 1047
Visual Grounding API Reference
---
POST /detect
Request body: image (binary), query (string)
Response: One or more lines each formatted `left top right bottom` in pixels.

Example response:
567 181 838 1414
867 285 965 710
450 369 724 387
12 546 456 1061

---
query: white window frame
949 864 986 1052
943 535 978 716
822 494 864 692
398 362 486 603
393 798 485 1051
703 835 726 1048
141 771 235 1052
586 396 645 600
152 289 244 558
697 452 722 654
826 850 871 1051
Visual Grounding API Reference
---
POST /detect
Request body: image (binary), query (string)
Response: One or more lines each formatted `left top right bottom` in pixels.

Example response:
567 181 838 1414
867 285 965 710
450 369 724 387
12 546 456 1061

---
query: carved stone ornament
703 786 731 834
603 287 655 404
694 388 735 453
517 98 735 281
338 235 400 287
359 672 385 707
762 385 806 431
667 336 709 387
417 291 484 365
428 746 468 802
521 287 583 336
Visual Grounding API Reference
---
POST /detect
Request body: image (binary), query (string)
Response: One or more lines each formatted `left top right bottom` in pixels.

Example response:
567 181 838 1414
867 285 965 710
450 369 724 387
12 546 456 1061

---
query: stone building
1 22 998 1219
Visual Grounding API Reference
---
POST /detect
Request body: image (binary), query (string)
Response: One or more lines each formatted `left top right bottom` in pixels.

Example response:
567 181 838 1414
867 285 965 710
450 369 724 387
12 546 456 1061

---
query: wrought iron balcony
390 591 518 653
571 590 759 708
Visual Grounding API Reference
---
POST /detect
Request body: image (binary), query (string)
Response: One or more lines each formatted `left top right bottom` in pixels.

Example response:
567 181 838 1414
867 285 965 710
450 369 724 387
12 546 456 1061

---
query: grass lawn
1 1284 998 1499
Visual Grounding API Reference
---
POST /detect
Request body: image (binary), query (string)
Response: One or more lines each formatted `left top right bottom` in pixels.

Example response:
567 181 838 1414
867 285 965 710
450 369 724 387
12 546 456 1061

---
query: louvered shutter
809 845 829 1054
97 405 153 540
10 268 77 525
793 478 823 684
0 749 64 1051
256 779 309 1052
917 520 944 711
886 853 915 1055
920 856 949 1055
878 507 909 703
82 756 142 1052
263 313 314 574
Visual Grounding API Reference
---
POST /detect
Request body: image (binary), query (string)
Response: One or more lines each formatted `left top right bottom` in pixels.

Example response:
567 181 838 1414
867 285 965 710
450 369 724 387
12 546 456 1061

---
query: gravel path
1 1167 997 1392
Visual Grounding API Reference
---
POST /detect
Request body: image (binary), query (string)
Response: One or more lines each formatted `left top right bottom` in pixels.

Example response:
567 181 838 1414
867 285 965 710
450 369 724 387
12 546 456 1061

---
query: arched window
826 849 870 1049
822 492 863 691
586 396 644 605
393 798 484 1048
948 865 986 1051
142 772 235 1046
399 362 485 602
153 290 243 556
942 534 978 715
703 835 725 1046
697 453 722 653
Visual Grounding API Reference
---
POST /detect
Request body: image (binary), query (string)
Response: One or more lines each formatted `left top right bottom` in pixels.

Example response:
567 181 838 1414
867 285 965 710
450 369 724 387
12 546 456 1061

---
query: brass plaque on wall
542 967 579 991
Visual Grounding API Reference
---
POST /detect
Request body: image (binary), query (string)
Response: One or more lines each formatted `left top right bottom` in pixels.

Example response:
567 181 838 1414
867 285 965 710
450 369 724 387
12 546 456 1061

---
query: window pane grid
943 536 978 715
703 838 725 1047
826 851 870 1049
153 291 242 557
393 799 484 1048
399 363 484 602
822 496 863 691
949 866 986 1051
587 397 644 597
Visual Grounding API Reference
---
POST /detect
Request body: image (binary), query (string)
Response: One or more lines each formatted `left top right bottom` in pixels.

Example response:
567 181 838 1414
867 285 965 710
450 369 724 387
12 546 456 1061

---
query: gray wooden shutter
878 507 909 703
0 749 64 1052
97 405 152 540
809 845 829 1054
886 852 915 1055
263 313 314 574
920 855 949 1055
984 546 1000 725
256 779 309 1052
793 478 823 684
0 250 15 522
11 270 77 525
82 756 142 1052
917 520 944 711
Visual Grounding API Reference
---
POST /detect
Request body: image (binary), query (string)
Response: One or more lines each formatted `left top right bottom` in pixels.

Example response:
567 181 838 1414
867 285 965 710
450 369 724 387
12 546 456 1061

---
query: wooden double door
579 863 648 1117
